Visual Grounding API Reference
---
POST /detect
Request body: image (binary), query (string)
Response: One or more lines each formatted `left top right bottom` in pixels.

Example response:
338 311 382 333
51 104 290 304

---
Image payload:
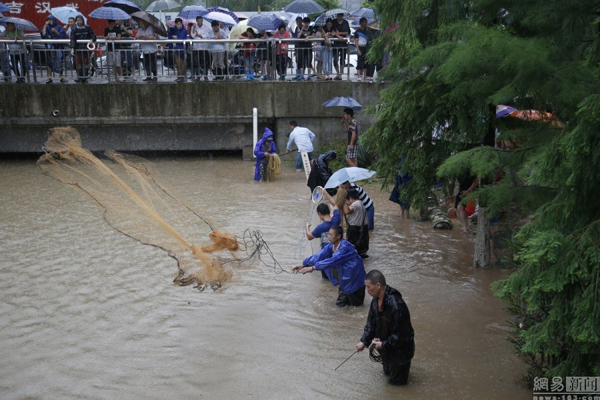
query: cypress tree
365 0 600 381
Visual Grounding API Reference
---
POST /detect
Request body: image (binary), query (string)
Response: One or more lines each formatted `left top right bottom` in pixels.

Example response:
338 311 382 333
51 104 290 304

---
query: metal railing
0 37 368 83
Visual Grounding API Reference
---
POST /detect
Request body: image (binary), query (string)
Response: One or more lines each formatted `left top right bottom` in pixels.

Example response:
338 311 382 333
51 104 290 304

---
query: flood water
0 156 530 399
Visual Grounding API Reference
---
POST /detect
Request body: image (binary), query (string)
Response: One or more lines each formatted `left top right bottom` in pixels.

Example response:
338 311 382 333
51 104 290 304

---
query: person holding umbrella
0 21 27 83
41 16 67 84
70 15 96 83
136 19 158 81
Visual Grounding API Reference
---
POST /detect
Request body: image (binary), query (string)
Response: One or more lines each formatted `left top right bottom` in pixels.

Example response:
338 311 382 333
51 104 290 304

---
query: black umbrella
131 10 167 36
283 0 325 14
103 0 141 15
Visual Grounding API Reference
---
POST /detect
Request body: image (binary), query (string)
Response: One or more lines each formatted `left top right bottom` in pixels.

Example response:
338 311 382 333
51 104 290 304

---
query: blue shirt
303 239 365 294
311 209 342 248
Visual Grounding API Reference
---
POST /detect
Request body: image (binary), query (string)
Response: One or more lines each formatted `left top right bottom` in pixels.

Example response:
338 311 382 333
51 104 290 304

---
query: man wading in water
356 270 415 385
293 225 366 307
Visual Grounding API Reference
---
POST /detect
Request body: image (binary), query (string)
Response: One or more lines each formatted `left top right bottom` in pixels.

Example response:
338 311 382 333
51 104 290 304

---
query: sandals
46 78 52 84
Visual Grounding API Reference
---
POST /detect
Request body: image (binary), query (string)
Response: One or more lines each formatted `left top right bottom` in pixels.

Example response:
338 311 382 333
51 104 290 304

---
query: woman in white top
136 20 157 81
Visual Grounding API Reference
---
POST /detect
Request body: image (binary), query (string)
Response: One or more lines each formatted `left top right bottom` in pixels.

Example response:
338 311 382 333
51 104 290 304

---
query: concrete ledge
0 82 383 153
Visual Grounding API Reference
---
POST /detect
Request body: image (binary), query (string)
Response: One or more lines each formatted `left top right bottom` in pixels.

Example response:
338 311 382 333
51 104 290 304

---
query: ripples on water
0 157 529 399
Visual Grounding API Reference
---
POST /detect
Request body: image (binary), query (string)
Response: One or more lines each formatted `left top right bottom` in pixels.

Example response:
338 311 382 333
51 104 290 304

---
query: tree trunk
473 206 491 268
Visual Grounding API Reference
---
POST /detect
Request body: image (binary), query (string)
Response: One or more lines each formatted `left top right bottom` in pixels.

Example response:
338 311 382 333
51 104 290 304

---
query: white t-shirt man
287 126 316 152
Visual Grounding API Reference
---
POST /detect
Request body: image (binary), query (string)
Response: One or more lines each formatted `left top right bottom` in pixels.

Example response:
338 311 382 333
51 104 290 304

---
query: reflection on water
0 157 529 399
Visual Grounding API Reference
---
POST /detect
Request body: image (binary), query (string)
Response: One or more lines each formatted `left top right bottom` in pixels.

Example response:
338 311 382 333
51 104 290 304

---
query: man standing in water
356 270 415 386
294 225 365 307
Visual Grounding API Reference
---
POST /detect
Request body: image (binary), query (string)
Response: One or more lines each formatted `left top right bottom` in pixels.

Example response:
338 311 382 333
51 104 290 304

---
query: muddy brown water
0 156 530 399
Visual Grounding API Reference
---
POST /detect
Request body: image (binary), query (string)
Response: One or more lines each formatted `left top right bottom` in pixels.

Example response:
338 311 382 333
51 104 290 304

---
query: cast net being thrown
38 127 258 290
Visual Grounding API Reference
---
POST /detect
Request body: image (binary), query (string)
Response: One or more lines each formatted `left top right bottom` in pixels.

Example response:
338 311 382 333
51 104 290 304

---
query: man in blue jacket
254 128 277 181
294 225 366 307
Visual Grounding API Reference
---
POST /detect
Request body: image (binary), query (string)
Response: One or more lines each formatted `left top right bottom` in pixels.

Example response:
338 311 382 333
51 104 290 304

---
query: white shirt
136 26 157 54
287 127 316 152
191 23 211 50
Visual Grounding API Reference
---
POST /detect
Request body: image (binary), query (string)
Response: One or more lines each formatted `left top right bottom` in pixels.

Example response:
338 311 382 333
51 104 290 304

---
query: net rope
38 127 288 290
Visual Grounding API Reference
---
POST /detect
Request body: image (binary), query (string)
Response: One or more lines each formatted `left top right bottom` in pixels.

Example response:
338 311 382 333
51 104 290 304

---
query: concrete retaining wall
0 81 382 155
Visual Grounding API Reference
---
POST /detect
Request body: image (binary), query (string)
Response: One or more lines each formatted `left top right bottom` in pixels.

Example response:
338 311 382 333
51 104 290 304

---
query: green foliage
366 0 600 382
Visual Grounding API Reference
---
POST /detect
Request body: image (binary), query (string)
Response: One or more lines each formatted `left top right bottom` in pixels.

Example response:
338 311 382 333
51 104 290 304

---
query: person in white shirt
208 20 227 80
136 20 157 81
285 120 316 171
189 15 211 81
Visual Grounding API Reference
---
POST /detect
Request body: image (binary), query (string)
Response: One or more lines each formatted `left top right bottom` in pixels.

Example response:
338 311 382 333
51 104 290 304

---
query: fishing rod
277 149 298 156
334 350 358 371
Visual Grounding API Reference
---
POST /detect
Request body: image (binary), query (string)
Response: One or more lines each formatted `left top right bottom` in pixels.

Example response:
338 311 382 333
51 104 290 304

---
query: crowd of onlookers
0 12 381 84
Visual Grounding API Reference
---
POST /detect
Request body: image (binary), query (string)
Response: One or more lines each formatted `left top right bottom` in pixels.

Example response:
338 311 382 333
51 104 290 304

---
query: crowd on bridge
1 9 384 84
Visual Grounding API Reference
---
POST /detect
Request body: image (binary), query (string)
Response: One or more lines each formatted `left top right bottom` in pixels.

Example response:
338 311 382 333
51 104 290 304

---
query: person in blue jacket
254 128 277 181
169 18 188 82
294 225 366 307
40 15 67 83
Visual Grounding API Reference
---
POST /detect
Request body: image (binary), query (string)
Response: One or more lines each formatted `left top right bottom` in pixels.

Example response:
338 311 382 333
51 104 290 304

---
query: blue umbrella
206 7 239 23
178 5 208 19
322 96 362 110
283 0 325 14
247 13 283 31
103 0 141 15
352 17 374 26
0 16 37 31
89 6 131 20
51 6 87 24
0 3 11 13
325 167 376 189
350 8 376 19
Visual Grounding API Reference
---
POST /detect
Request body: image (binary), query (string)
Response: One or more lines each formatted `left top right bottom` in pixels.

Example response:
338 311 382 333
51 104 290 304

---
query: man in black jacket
356 269 415 385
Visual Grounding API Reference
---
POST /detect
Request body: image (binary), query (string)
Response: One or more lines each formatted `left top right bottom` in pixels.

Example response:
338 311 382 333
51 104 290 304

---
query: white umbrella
202 11 237 26
51 6 86 24
146 0 181 12
324 167 376 189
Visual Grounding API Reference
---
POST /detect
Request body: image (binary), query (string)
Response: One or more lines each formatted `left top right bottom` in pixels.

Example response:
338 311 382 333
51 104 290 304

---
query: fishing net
37 127 283 290
266 153 281 181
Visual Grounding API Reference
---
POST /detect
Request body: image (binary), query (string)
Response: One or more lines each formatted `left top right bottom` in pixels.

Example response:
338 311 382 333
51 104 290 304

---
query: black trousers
383 361 411 386
191 50 209 76
336 285 365 307
276 54 287 76
346 224 369 255
142 53 157 77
